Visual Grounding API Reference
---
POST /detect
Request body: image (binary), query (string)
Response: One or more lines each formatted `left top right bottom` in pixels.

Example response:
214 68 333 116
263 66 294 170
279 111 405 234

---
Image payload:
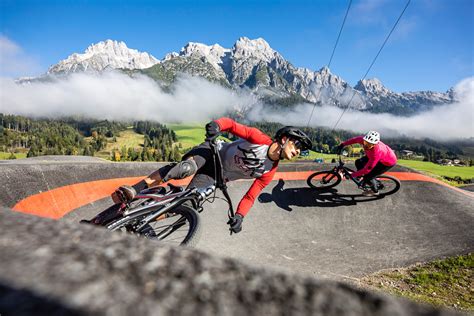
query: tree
172 147 181 162
112 149 121 162
321 144 330 153
120 146 128 161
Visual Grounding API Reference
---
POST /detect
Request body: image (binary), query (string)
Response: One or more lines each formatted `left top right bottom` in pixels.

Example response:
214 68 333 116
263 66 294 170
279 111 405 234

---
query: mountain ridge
26 37 456 116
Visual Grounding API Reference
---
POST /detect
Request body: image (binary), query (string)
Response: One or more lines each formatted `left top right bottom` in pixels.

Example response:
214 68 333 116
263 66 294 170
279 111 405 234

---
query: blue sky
0 0 472 92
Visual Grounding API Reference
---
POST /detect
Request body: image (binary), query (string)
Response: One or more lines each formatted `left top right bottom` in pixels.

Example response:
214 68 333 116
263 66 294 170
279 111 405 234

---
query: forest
0 114 180 162
1 113 472 164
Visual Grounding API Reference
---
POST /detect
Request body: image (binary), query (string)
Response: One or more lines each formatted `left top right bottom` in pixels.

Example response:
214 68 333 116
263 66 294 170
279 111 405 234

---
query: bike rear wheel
307 171 342 189
374 175 401 196
107 204 201 247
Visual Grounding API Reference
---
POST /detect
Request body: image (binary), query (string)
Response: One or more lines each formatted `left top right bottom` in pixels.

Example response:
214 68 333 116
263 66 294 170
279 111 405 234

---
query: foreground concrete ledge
0 209 456 316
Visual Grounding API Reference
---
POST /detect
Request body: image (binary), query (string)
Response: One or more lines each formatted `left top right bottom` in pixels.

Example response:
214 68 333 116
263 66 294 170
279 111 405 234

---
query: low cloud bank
0 71 256 123
247 77 474 140
0 71 472 141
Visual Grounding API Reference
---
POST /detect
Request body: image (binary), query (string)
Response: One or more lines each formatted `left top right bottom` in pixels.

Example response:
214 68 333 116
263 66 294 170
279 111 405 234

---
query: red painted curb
12 171 473 219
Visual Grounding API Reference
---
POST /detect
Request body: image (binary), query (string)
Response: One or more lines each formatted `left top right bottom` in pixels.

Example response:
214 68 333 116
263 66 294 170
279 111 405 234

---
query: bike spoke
150 216 189 241
109 203 200 246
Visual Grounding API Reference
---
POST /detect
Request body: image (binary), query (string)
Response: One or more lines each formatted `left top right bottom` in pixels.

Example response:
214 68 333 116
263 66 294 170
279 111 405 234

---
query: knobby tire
307 171 342 190
374 174 401 196
106 203 201 247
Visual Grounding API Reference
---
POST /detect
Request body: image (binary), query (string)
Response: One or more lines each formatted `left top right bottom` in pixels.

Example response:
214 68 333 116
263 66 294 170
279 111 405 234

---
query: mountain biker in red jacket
112 117 312 233
337 131 397 196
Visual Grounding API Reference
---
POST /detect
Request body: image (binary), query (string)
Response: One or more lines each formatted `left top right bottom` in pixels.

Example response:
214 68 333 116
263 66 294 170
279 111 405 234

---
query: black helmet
275 126 312 150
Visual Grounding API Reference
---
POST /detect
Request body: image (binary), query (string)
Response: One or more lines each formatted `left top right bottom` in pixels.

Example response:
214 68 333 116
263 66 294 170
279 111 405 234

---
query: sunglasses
292 139 303 150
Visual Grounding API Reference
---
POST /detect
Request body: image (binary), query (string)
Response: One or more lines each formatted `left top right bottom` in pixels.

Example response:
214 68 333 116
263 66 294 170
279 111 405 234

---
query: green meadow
167 123 206 150
397 159 474 183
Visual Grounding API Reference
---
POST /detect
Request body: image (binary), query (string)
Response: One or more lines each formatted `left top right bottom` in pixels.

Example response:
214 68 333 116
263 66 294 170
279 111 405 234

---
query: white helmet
363 131 380 144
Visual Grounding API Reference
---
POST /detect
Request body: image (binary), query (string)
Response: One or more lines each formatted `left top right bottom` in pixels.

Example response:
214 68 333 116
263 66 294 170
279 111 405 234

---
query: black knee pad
162 159 198 182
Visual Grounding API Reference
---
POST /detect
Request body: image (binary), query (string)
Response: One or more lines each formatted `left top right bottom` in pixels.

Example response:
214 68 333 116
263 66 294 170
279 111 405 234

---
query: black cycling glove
205 121 220 140
227 214 243 234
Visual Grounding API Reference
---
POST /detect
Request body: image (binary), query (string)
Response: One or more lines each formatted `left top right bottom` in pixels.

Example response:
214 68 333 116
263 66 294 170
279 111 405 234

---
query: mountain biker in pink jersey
112 117 312 233
337 131 397 196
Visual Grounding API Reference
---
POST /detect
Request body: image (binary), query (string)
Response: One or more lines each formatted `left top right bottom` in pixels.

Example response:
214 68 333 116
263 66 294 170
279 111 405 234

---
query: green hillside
93 128 145 159
167 124 206 149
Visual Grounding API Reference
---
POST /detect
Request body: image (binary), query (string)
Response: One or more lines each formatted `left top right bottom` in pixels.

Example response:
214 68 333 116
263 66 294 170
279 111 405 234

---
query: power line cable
306 0 352 128
328 0 352 69
331 0 411 131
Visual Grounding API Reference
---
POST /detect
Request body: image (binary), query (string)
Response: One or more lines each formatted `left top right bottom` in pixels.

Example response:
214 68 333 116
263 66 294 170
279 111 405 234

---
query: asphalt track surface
2 156 474 282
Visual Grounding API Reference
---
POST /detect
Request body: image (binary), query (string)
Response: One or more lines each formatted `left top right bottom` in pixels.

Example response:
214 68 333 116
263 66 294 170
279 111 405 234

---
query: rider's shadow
258 179 382 212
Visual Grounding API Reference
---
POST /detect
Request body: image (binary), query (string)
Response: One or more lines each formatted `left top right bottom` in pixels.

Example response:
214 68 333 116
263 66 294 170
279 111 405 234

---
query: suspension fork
208 137 235 219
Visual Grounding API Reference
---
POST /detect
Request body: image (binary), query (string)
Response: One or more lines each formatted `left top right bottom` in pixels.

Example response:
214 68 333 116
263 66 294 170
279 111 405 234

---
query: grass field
0 152 27 160
94 128 144 159
398 159 474 183
167 123 206 149
360 253 473 312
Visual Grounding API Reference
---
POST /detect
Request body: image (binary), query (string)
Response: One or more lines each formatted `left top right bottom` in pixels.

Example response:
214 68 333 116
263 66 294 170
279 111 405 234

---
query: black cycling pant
355 156 394 183
158 141 216 190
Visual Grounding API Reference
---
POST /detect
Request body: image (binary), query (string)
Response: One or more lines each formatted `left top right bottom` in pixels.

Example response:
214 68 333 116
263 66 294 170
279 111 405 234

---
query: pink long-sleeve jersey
342 136 397 178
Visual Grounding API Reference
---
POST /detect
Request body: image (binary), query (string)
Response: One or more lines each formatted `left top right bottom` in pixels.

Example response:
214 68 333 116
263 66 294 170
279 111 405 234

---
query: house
437 159 453 166
401 150 414 156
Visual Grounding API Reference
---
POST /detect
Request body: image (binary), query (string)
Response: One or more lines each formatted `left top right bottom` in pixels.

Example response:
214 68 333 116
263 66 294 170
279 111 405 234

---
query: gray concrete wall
0 208 455 316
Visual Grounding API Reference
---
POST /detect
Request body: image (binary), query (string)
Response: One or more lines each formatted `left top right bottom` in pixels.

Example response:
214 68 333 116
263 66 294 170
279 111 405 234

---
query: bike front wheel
107 204 201 247
307 171 342 189
374 175 401 196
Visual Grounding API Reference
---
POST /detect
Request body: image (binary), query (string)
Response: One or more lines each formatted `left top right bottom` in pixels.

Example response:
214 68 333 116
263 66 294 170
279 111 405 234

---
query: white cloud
1 70 472 141
0 35 42 78
247 77 474 140
0 71 257 123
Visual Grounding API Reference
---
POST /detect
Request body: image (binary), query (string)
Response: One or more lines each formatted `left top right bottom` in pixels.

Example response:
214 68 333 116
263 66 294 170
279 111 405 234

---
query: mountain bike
306 156 400 196
81 136 234 247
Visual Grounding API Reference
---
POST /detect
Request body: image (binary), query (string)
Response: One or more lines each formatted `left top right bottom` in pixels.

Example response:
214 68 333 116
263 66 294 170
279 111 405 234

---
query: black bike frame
108 137 235 231
333 156 364 187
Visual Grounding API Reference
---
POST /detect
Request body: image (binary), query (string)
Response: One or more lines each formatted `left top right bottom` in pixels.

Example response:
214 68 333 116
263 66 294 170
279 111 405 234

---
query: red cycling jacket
215 117 278 217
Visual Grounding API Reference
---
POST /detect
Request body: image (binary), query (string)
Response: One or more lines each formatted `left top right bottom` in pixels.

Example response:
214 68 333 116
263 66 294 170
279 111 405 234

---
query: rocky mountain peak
38 37 454 116
47 39 159 75
84 39 128 55
313 66 346 87
232 37 278 62
180 42 229 56
178 42 230 71
355 78 392 96
319 66 331 75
